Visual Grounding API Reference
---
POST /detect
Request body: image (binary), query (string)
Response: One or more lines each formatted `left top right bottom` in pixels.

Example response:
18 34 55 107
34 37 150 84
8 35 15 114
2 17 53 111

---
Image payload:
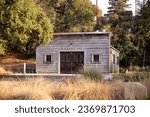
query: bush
113 72 150 82
81 69 103 82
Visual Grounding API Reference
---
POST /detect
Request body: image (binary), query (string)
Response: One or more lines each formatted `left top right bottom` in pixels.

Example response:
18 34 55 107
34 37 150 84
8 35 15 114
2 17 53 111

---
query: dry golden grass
0 53 36 74
0 78 125 100
0 78 53 100
0 78 149 100
51 80 110 100
0 67 13 75
124 82 148 100
140 80 150 99
0 53 35 65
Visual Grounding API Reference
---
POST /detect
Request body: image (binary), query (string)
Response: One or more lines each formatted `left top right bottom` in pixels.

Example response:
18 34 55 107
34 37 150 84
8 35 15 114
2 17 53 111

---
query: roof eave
111 46 120 53
53 32 110 36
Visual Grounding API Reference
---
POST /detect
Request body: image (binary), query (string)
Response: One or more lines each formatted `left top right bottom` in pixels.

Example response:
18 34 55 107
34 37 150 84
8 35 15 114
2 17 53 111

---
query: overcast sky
91 0 144 15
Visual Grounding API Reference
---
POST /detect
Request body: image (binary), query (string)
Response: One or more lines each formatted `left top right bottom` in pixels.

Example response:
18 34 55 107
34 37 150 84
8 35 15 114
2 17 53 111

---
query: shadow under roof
53 32 109 36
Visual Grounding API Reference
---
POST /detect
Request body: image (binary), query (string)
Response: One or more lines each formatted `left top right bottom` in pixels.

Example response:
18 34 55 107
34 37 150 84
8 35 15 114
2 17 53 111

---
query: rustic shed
36 32 119 74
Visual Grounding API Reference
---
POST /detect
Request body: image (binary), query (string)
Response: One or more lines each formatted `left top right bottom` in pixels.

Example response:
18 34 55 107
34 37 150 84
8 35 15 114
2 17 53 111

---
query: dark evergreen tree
133 0 150 66
107 0 141 67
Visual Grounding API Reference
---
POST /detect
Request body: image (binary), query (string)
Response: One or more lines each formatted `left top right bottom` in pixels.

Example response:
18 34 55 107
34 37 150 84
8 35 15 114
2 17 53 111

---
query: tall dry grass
124 82 148 100
0 78 125 100
81 69 103 82
0 78 53 100
113 72 150 82
0 78 149 100
113 72 150 99
140 80 150 99
0 67 13 74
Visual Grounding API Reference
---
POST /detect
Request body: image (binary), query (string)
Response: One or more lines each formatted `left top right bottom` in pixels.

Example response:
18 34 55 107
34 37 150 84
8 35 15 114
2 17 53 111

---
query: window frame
43 54 52 63
92 54 101 64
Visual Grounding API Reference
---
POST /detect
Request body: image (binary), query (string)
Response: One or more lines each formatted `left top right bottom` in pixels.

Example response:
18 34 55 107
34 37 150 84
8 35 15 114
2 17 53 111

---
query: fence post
23 63 26 75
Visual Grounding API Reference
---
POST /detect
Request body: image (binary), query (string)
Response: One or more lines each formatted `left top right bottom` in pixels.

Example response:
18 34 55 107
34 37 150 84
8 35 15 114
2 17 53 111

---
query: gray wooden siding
36 37 110 74
110 47 119 73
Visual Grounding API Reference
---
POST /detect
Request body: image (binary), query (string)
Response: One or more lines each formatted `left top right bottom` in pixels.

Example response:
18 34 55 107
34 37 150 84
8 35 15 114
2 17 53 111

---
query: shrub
81 69 103 82
113 72 150 82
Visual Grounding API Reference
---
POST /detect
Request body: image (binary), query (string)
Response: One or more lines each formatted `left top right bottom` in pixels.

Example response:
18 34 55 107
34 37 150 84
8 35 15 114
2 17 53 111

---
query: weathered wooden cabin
36 32 119 74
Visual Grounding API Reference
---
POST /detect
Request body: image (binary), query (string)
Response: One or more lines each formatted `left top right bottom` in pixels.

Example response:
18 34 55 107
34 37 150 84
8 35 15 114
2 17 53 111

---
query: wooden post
23 63 26 75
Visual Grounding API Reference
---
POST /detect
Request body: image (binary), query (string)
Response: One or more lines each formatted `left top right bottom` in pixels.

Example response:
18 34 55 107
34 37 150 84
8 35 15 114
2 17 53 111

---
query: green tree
107 0 141 67
133 0 150 66
0 39 7 55
45 0 95 32
0 0 53 55
95 16 110 32
108 0 128 13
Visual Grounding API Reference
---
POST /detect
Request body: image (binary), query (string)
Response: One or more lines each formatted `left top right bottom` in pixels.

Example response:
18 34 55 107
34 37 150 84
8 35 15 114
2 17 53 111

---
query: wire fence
0 63 36 74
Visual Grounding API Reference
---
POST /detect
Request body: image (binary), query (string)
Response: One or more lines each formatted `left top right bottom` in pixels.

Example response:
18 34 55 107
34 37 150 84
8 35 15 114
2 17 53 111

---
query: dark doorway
60 52 84 74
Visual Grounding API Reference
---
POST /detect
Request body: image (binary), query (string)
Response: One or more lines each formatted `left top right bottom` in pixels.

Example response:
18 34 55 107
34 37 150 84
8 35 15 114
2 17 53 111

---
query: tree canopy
0 0 101 55
96 0 150 67
0 0 53 55
132 0 150 66
44 0 97 32
98 0 142 67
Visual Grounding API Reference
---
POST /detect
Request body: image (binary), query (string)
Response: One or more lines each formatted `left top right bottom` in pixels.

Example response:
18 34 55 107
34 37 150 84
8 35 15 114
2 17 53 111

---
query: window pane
113 54 115 64
61 53 65 62
79 53 84 62
46 55 51 62
117 57 119 65
93 55 99 62
73 53 79 62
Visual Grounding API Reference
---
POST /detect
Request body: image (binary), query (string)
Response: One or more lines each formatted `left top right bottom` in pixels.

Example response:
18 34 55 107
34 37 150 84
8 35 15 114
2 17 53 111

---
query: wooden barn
36 32 119 74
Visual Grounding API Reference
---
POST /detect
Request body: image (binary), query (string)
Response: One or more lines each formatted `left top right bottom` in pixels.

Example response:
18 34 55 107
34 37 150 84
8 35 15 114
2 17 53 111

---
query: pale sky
91 0 143 15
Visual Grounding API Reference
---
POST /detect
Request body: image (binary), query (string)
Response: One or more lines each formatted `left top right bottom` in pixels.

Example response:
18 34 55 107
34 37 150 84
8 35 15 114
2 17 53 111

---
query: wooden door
60 52 84 74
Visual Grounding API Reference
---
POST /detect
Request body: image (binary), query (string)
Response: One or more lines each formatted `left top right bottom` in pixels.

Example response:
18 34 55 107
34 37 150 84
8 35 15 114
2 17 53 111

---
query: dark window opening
46 55 51 62
93 55 100 62
117 56 119 65
113 54 115 64
44 55 51 63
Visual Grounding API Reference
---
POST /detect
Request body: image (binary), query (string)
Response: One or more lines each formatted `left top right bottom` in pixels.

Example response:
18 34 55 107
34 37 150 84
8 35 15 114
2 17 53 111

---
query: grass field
0 78 124 100
0 77 149 100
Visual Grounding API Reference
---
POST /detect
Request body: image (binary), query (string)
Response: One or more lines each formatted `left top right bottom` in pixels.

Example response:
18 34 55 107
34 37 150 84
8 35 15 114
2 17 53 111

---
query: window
92 54 100 63
44 55 52 63
117 56 119 65
113 54 115 64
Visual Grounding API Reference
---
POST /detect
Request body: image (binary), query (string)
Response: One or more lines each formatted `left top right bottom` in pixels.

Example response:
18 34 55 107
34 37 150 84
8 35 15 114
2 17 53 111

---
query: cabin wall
110 48 119 73
36 36 110 74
